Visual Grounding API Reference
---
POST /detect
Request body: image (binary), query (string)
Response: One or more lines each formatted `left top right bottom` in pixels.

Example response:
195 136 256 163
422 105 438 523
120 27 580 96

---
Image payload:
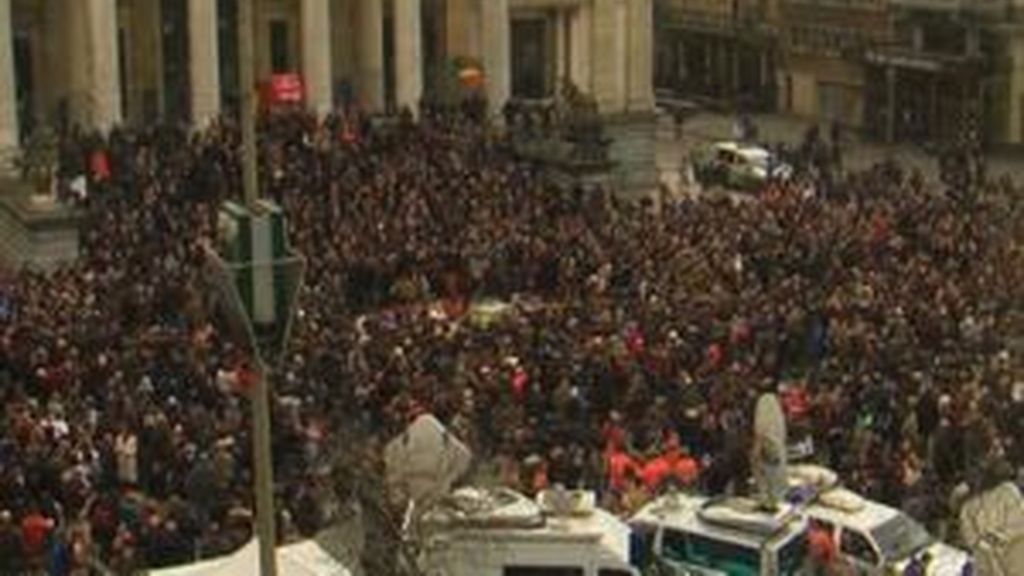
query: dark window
12 30 32 137
840 530 878 566
661 528 690 562
118 28 128 120
218 0 240 113
270 19 289 73
511 18 549 98
598 570 633 576
161 0 190 121
689 533 760 573
504 567 584 576
778 534 809 576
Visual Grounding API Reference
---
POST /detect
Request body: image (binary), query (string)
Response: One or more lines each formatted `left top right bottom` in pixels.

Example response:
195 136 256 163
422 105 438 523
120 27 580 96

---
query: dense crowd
0 106 1022 574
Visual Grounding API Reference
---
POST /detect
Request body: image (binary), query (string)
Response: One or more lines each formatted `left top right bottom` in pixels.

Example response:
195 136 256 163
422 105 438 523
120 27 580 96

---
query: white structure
149 538 351 576
629 492 810 575
418 487 640 576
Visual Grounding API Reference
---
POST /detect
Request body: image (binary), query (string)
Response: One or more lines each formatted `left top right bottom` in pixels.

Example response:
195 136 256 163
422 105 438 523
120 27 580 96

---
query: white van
788 464 973 576
629 493 810 576
418 487 642 576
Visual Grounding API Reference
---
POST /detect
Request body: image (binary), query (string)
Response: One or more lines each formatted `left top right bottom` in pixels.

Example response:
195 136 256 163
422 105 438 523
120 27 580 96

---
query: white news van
629 492 810 576
417 487 642 576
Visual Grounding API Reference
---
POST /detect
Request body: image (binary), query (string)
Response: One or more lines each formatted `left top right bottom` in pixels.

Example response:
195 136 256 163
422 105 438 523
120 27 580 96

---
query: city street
654 109 1024 197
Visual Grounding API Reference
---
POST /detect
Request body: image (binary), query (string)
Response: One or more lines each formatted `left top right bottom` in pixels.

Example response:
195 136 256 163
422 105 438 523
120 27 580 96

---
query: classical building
655 0 1024 147
775 0 893 130
654 0 778 111
0 0 655 187
863 0 1004 145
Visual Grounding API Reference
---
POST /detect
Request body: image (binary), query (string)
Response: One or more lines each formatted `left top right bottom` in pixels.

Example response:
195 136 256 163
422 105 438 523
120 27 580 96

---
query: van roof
713 141 771 161
630 493 808 550
422 488 632 565
804 487 902 530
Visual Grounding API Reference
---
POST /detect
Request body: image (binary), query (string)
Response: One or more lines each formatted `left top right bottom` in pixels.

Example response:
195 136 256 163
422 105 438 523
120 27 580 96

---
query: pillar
569 2 592 92
627 0 654 111
592 0 628 113
189 0 221 127
393 0 423 115
357 0 384 111
0 0 19 164
481 0 510 115
84 0 122 132
301 0 333 116
555 9 567 88
447 0 481 60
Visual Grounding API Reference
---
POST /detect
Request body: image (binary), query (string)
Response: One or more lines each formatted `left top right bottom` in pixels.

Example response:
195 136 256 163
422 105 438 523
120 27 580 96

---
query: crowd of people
0 105 1022 574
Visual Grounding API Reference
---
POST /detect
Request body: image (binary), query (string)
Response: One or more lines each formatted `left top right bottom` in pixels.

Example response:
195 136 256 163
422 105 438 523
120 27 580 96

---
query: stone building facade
0 0 656 187
656 0 1024 147
654 0 778 111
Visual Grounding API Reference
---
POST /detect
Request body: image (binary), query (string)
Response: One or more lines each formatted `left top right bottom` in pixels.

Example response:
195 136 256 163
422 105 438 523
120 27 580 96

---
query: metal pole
239 0 259 207
251 359 278 576
237 2 277 575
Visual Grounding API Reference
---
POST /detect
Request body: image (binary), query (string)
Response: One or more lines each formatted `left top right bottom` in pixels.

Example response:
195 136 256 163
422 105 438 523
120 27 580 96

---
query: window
661 528 690 562
511 18 550 98
504 568 583 576
778 533 809 576
598 570 633 576
270 19 290 73
840 529 879 566
689 534 760 573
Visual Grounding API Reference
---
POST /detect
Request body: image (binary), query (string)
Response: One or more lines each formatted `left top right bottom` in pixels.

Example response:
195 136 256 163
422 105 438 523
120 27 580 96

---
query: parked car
690 142 791 192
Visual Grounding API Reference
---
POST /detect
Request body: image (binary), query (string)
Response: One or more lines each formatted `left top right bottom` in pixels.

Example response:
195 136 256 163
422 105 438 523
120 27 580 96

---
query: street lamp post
237 1 278 574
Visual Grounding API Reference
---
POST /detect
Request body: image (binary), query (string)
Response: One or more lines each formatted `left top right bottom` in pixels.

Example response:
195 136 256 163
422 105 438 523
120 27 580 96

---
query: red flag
90 150 111 181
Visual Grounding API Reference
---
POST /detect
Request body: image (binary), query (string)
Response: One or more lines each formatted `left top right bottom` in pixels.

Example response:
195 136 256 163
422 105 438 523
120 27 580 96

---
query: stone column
447 0 481 60
554 9 567 87
0 0 19 166
481 0 510 116
393 0 423 116
301 0 333 116
189 0 221 127
569 2 592 92
627 0 654 111
84 0 122 132
357 0 384 111
592 0 628 113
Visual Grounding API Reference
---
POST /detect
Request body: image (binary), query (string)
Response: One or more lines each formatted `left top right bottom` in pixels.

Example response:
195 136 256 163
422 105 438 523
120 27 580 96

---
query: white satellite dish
959 482 1024 576
752 393 788 510
384 414 473 508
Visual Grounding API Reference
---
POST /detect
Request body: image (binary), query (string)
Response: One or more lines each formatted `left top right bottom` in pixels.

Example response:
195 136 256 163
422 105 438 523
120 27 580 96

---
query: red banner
263 73 304 105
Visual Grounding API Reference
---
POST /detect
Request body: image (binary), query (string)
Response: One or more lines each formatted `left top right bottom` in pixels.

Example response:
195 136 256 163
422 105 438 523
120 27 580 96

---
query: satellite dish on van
752 393 788 511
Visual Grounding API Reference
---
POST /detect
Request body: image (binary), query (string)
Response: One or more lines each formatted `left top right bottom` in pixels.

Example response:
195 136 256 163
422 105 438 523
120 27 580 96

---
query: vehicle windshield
777 532 809 575
870 513 934 561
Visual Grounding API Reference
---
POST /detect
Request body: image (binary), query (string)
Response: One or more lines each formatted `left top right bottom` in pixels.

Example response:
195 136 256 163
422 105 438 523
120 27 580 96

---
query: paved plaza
654 109 1024 196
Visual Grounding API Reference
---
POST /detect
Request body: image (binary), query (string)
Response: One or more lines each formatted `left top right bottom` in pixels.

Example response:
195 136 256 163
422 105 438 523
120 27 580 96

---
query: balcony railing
660 8 772 34
888 0 1007 15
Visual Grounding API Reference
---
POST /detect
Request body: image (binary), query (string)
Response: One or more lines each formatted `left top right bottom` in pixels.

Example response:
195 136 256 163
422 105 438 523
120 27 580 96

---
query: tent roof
148 539 351 576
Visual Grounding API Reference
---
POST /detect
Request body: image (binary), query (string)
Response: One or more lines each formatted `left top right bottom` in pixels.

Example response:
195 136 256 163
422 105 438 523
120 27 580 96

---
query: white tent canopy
148 539 351 576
